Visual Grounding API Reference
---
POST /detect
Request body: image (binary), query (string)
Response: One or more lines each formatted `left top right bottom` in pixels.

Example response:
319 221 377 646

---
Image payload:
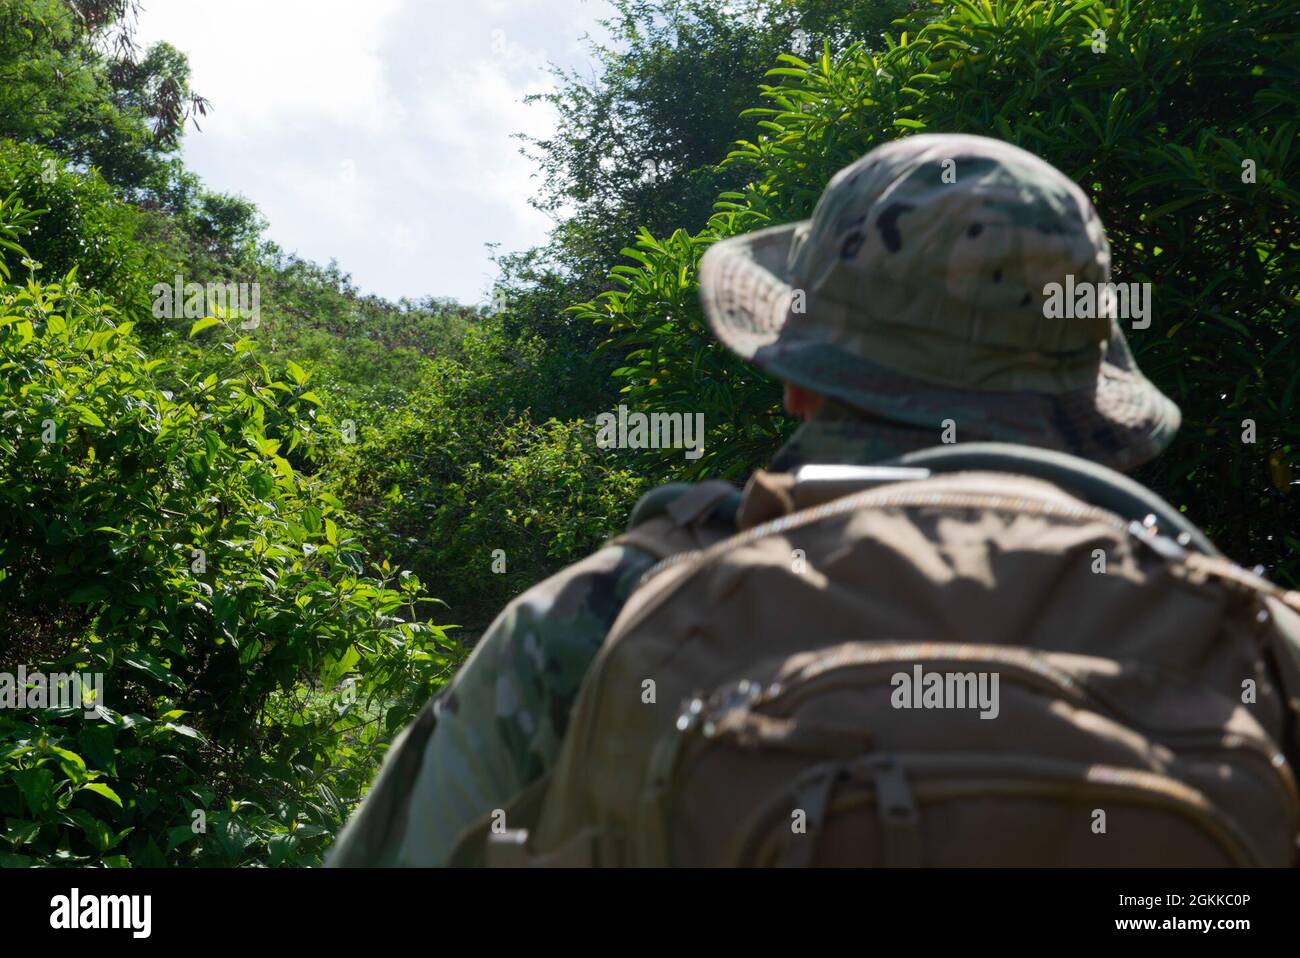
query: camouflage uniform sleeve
328 542 655 867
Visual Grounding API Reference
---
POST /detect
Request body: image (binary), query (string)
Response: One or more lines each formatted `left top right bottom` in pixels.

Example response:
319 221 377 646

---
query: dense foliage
1 0 1296 867
325 327 643 629
0 198 458 865
576 0 1300 581
0 139 177 319
0 0 208 189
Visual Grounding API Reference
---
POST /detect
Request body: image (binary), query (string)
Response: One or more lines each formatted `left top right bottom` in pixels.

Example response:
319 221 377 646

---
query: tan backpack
466 444 1300 867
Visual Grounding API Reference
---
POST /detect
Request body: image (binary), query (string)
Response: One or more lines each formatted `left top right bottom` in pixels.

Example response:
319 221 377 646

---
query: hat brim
698 223 1181 472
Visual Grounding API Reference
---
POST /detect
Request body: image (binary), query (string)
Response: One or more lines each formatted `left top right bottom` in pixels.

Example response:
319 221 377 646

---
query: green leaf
73 405 105 428
2 820 40 847
122 651 184 690
268 832 296 867
68 584 110 604
48 746 87 783
80 782 123 807
12 768 54 816
301 506 322 534
320 645 361 687
189 317 222 337
167 825 198 851
162 722 206 743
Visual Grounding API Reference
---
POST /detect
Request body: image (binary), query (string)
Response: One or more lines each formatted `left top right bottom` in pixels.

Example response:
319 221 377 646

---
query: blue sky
136 0 609 306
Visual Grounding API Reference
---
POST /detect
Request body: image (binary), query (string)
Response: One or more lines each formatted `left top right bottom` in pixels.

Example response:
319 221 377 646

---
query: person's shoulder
481 538 663 720
624 480 741 532
456 540 660 782
505 478 740 627
481 480 740 743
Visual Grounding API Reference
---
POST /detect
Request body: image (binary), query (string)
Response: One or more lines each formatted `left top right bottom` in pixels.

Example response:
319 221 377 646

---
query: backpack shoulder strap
611 480 740 561
880 442 1220 557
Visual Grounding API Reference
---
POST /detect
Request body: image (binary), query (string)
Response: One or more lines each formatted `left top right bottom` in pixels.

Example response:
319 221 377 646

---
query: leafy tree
521 0 914 283
0 0 208 191
496 0 917 424
0 138 179 321
0 199 457 865
326 323 644 630
575 0 1300 583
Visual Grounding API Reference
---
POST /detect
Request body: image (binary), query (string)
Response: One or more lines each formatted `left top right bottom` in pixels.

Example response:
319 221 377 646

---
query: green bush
574 0 1300 581
0 138 179 323
326 330 644 629
0 198 458 866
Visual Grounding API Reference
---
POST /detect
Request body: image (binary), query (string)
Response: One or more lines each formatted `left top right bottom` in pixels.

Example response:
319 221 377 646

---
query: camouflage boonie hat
698 133 1180 471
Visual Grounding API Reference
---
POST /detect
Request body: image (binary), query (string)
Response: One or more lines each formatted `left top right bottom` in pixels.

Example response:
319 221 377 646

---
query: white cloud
135 0 606 304
140 0 402 131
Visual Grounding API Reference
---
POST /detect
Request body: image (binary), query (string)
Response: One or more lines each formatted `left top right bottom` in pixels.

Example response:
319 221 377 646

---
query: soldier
328 134 1300 867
